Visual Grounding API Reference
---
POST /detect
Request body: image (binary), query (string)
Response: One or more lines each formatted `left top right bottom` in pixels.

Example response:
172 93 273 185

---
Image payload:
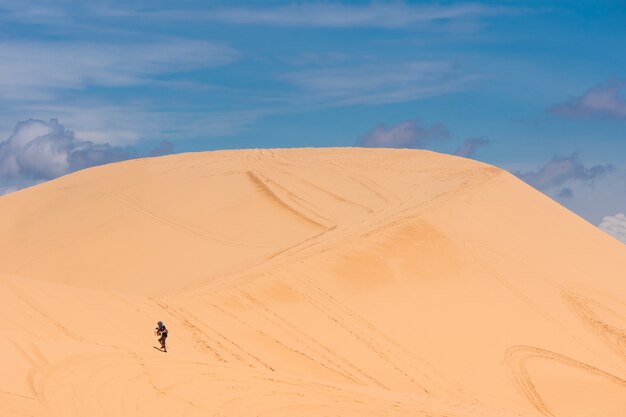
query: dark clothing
156 325 168 337
156 324 168 350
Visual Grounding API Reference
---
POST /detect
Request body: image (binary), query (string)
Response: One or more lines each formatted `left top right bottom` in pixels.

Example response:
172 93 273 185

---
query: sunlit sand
1 148 625 416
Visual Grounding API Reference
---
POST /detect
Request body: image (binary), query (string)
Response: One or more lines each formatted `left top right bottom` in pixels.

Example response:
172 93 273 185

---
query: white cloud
0 119 134 181
0 118 179 195
599 213 626 244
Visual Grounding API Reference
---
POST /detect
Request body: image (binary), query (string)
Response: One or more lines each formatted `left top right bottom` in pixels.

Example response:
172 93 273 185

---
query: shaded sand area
1 148 625 416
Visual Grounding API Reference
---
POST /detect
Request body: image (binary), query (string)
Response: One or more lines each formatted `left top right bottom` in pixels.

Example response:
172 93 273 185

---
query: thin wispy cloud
0 0 70 24
0 40 237 100
100 3 522 29
549 80 626 119
0 38 250 146
0 104 267 147
0 0 623 235
201 3 518 28
282 61 468 106
0 2 497 148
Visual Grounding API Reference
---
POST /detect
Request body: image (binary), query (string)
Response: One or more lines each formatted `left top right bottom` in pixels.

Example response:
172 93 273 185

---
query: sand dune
1 148 625 417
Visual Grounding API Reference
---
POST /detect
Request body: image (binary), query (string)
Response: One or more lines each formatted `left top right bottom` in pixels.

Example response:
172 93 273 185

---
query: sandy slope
1 148 625 417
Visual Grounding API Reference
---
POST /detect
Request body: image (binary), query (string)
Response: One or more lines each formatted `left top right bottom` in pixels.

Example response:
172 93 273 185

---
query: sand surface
1 148 625 416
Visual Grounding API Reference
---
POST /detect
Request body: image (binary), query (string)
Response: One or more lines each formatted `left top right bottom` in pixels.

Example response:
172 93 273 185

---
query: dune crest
1 148 625 416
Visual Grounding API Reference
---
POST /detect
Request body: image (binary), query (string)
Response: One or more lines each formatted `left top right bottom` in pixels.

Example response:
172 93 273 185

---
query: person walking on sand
155 321 168 352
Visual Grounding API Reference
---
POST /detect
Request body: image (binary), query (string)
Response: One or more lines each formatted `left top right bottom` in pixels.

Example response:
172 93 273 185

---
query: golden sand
1 148 625 416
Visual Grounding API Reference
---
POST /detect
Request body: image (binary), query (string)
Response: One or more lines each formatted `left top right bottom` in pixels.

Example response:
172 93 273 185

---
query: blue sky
0 1 625 237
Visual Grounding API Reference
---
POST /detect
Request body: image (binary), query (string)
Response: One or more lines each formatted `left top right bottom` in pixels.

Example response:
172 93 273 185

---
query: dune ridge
1 148 625 416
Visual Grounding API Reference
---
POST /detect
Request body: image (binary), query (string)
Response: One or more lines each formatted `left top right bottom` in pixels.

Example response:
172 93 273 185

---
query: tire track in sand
562 290 626 363
504 345 626 417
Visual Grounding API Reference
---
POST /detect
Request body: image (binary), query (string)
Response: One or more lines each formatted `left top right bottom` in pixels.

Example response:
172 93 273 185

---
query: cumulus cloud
549 80 626 119
516 154 613 191
0 184 19 195
0 119 174 195
557 187 573 199
0 119 128 180
598 213 626 244
512 155 626 225
358 120 449 148
454 137 491 158
556 170 626 225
